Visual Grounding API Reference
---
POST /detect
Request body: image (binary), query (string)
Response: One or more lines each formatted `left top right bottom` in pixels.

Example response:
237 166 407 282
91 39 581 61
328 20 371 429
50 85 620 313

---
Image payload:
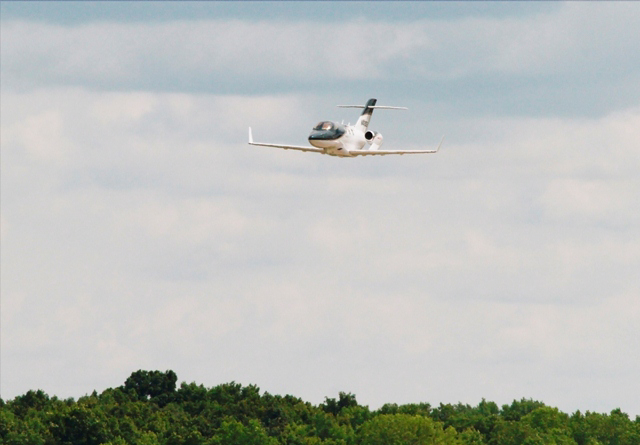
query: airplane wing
337 105 408 110
349 149 437 156
248 128 324 154
349 136 445 156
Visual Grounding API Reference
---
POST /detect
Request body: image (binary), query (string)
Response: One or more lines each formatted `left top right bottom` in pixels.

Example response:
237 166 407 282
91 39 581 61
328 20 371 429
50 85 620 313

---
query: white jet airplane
248 98 444 157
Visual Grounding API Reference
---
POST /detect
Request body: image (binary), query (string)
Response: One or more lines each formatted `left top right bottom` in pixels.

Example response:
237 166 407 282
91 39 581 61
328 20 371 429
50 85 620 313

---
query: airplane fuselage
308 122 367 157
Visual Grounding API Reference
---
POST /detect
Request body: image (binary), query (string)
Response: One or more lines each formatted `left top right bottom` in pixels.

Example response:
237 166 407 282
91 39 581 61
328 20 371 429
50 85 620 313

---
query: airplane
248 98 444 157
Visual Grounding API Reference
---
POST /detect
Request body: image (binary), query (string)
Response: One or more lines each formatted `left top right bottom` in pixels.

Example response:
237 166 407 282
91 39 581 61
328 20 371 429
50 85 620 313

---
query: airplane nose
309 130 337 142
308 131 331 148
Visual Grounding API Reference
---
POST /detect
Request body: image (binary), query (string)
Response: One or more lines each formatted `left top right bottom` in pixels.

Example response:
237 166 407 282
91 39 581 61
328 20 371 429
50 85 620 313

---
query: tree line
2 370 639 445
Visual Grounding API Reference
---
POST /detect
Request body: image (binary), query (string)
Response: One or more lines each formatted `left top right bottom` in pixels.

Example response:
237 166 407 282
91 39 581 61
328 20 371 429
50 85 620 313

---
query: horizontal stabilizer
337 105 408 110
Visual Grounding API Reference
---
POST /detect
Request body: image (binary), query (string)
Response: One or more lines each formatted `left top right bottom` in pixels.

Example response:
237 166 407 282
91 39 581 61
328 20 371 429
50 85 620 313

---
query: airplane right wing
248 128 324 154
349 149 438 156
349 136 445 156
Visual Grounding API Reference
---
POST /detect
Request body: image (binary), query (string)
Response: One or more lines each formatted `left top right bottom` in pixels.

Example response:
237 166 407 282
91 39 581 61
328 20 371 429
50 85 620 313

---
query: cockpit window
313 121 334 131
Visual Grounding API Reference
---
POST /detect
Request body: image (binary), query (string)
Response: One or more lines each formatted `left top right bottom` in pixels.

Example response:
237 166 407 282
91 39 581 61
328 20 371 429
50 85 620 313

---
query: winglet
435 135 445 152
248 127 254 144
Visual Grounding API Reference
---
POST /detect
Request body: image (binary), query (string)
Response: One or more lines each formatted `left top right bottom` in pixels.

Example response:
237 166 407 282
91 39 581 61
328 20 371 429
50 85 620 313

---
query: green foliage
1 370 638 445
568 409 640 445
322 393 359 416
210 418 278 445
500 399 547 422
123 370 178 407
357 413 459 445
458 428 486 445
378 402 432 418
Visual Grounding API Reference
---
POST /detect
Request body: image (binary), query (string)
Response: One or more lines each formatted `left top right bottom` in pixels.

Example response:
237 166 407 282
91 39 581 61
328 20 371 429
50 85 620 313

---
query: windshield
313 121 334 131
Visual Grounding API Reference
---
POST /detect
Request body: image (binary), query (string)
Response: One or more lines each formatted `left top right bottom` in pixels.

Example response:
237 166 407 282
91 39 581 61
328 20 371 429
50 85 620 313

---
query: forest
2 370 639 445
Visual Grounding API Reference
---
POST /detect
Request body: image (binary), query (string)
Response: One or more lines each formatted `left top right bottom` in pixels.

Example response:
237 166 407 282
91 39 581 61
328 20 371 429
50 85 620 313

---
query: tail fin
355 98 377 131
337 99 407 132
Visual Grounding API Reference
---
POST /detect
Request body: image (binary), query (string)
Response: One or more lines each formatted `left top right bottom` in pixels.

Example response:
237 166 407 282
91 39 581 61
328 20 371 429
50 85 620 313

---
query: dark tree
123 370 177 406
321 392 359 416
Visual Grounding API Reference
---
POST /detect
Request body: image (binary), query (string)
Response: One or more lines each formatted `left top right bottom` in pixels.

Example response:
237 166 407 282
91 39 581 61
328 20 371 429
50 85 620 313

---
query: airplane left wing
248 128 324 154
349 136 445 156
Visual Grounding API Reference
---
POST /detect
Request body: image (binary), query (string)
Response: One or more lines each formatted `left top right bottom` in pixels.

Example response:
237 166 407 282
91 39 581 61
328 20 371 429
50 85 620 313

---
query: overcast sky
2 1 639 416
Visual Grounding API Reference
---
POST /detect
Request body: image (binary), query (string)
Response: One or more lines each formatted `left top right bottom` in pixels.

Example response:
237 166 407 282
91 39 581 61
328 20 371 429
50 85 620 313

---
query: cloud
0 19 424 90
2 3 638 93
540 179 639 226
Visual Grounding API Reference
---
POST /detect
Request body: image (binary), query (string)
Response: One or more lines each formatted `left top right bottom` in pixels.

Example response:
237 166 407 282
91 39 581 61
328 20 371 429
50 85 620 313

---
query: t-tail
355 98 377 132
337 98 407 132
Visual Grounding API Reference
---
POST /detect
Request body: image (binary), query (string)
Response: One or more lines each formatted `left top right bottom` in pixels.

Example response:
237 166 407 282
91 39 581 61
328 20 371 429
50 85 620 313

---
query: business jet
248 98 444 157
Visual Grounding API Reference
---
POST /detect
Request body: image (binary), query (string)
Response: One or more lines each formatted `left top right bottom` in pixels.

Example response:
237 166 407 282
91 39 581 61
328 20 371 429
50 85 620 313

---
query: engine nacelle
364 130 384 150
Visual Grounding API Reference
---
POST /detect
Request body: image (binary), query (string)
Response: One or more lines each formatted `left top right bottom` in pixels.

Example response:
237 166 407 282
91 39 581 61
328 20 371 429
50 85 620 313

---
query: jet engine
364 130 384 150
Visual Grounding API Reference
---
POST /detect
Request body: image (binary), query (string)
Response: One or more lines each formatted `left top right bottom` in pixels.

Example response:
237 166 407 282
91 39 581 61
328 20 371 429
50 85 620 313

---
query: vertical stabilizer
355 98 377 132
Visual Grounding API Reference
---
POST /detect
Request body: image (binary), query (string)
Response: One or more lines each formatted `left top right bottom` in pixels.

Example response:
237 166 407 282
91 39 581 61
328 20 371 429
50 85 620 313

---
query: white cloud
2 3 638 90
540 179 638 224
5 110 68 162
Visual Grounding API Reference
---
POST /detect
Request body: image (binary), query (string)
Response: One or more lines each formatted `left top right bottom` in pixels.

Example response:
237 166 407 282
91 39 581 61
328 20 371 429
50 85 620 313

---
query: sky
1 1 639 417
